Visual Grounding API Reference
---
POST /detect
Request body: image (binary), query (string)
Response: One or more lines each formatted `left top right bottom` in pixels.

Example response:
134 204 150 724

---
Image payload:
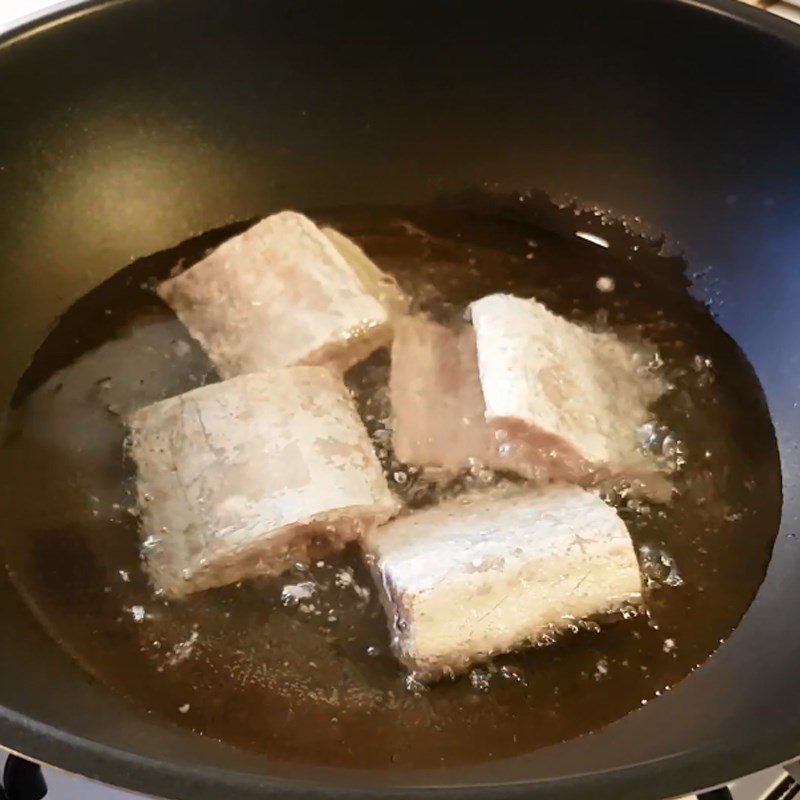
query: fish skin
129 368 399 598
365 485 642 679
470 293 665 482
158 212 400 378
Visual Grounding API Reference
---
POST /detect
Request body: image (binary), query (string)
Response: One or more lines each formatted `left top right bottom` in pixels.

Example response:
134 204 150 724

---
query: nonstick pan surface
0 1 800 799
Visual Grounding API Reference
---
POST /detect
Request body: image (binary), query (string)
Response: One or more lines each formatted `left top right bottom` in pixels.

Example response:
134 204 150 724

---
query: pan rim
0 0 799 798
0 698 798 800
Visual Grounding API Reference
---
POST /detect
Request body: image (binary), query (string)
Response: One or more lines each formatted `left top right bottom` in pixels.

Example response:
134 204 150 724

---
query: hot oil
0 194 781 768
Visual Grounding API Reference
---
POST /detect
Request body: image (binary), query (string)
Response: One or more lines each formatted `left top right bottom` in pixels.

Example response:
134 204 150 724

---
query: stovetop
0 0 798 798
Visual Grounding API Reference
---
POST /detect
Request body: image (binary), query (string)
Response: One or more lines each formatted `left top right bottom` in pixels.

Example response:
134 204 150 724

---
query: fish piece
470 293 665 483
365 485 642 678
388 311 666 497
390 317 495 472
158 212 403 378
128 368 399 598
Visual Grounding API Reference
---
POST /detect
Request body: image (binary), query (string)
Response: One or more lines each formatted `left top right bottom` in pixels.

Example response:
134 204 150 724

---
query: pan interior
0 195 782 769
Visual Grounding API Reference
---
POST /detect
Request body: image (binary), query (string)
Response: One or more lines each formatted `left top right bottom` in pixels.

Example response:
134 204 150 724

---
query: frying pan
0 0 799 798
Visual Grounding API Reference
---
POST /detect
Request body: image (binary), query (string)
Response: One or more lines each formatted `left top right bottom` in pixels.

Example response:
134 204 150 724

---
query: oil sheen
0 195 781 768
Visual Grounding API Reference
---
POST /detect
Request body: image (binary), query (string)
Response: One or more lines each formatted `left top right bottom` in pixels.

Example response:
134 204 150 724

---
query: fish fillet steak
390 317 495 472
129 368 399 597
470 293 665 482
157 212 404 378
365 485 642 678
389 312 666 497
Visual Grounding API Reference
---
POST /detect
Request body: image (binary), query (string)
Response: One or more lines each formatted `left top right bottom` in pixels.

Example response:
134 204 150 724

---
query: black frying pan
0 1 799 799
